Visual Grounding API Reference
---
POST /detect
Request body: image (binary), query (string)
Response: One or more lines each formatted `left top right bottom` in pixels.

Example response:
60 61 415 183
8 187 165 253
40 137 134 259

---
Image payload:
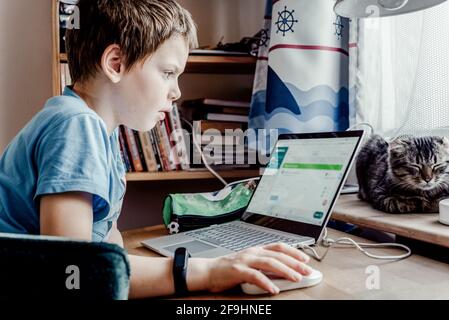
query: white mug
438 198 449 226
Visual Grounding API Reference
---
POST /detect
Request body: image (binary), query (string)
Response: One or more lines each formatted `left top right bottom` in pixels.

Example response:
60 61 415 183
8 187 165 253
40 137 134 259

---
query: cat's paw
421 199 439 213
383 197 419 213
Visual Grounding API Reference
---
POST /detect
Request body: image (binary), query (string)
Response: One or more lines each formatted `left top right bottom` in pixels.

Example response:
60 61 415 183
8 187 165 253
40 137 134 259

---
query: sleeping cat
356 135 449 213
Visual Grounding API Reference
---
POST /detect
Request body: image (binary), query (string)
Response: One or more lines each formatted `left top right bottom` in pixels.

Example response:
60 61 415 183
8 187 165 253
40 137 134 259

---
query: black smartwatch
173 247 191 296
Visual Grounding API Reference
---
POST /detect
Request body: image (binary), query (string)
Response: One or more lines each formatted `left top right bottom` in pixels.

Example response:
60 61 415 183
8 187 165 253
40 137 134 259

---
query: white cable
182 118 262 188
224 176 261 188
346 122 375 134
182 118 228 186
299 227 412 261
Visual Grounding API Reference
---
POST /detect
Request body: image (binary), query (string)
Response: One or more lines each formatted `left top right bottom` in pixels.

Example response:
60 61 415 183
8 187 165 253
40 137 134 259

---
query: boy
0 0 312 298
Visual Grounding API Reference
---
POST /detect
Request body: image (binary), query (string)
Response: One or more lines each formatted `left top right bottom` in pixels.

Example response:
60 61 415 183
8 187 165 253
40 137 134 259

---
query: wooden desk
332 195 449 248
122 225 449 299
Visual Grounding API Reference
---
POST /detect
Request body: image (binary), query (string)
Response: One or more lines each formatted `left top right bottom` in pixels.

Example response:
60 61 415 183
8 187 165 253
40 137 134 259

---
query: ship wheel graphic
259 28 270 47
276 6 299 37
250 28 271 56
334 15 344 40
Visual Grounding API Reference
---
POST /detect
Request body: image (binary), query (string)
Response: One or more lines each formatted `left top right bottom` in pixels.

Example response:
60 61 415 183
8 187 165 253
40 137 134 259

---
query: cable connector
298 228 412 262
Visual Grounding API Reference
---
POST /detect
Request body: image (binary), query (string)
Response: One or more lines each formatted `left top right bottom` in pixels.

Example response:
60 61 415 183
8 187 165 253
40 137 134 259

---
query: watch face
175 247 187 267
175 254 185 266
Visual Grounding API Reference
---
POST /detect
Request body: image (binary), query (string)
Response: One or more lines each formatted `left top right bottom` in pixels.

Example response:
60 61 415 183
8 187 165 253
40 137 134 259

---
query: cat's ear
388 138 409 155
441 137 449 151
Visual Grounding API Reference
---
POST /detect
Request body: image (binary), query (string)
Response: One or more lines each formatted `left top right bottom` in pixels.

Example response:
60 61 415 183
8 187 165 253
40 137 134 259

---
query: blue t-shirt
0 87 126 242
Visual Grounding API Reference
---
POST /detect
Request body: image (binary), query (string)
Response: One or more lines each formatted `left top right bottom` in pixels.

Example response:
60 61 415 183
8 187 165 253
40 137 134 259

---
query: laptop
142 130 365 258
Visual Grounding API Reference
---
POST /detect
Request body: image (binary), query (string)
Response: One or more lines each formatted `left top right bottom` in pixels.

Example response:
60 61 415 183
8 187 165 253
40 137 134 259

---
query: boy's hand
187 243 312 295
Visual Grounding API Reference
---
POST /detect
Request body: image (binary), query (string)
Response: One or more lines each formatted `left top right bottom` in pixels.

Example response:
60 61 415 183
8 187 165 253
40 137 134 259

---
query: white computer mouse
241 268 323 295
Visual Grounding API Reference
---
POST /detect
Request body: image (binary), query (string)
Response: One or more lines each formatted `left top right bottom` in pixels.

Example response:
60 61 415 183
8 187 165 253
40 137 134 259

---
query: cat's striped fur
356 135 449 213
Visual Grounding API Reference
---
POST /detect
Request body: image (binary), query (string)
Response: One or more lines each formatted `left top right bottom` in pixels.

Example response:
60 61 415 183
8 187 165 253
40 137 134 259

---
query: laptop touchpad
163 240 216 254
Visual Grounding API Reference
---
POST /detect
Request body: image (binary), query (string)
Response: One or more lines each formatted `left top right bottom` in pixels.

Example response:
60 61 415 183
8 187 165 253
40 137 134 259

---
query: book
119 126 135 172
123 126 144 172
65 64 72 86
202 99 250 108
201 133 245 146
159 120 177 171
205 113 248 123
149 129 165 171
222 107 249 115
138 131 158 172
133 130 148 172
153 124 170 171
60 63 66 91
164 112 181 171
198 121 245 133
169 104 190 170
118 128 132 172
183 98 250 109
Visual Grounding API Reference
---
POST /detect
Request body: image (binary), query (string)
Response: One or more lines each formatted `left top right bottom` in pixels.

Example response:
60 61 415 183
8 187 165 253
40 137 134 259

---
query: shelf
126 169 260 181
60 53 256 74
185 55 256 74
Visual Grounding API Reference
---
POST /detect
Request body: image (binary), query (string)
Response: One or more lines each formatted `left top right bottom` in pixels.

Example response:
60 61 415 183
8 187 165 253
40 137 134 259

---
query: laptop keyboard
185 223 309 252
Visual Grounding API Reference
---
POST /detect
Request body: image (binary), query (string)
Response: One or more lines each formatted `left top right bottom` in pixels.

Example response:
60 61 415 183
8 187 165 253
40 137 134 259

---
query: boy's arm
108 222 124 247
39 193 184 297
126 255 209 299
40 193 312 299
40 192 93 240
41 192 124 246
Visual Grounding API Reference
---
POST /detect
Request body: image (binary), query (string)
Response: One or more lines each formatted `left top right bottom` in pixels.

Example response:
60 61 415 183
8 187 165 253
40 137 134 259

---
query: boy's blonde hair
66 0 198 84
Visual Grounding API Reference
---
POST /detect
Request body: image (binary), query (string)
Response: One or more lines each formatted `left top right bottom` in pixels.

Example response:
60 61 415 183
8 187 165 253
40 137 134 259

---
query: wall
0 0 53 152
179 0 266 48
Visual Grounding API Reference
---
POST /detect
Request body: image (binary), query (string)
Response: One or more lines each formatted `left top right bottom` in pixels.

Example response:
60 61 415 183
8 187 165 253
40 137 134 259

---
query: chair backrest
0 233 130 300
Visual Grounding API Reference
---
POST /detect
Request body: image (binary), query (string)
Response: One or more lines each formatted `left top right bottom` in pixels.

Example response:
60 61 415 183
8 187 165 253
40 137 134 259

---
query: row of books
118 103 254 173
118 105 190 173
182 98 250 124
182 98 252 169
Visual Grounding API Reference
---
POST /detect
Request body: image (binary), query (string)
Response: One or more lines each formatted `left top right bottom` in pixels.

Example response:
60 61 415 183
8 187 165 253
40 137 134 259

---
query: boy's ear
101 44 125 83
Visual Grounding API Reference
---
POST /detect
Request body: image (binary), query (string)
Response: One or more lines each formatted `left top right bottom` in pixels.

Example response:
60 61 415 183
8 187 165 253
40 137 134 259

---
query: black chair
0 233 130 300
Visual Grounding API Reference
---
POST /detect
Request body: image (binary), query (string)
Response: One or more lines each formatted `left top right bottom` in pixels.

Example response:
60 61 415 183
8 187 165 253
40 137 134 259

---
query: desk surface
332 195 449 248
122 225 449 300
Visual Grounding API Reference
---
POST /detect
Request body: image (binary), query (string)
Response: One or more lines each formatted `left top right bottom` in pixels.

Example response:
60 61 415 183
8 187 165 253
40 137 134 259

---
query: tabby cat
356 135 449 213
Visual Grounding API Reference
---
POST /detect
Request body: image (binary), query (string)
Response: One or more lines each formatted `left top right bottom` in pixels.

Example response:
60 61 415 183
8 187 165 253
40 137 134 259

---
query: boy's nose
169 85 181 101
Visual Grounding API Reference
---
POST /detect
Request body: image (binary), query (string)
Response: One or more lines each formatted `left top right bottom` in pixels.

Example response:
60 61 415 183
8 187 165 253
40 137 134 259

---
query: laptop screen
242 131 364 241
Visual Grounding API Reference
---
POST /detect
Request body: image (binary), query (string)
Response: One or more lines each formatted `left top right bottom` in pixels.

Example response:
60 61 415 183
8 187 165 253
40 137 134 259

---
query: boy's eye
164 71 175 79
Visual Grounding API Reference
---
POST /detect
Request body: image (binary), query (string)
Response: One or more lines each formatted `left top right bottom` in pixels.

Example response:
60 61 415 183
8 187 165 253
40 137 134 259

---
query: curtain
350 1 449 138
249 0 350 135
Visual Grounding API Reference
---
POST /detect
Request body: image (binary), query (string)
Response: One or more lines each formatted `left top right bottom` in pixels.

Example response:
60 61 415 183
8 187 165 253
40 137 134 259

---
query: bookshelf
59 53 256 75
126 169 260 182
52 0 258 182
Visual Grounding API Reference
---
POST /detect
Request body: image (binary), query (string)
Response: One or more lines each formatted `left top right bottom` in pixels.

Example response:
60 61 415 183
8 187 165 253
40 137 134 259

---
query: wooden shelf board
60 54 256 74
126 169 260 181
185 55 256 74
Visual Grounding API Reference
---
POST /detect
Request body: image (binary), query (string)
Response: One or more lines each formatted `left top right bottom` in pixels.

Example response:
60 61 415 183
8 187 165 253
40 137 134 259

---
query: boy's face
117 35 189 131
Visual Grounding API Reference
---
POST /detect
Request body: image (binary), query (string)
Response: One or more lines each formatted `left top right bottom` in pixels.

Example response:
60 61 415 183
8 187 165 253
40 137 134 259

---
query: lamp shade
334 0 447 18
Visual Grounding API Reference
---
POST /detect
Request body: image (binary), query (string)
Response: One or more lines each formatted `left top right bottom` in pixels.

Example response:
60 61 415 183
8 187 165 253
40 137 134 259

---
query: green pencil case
162 180 258 234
